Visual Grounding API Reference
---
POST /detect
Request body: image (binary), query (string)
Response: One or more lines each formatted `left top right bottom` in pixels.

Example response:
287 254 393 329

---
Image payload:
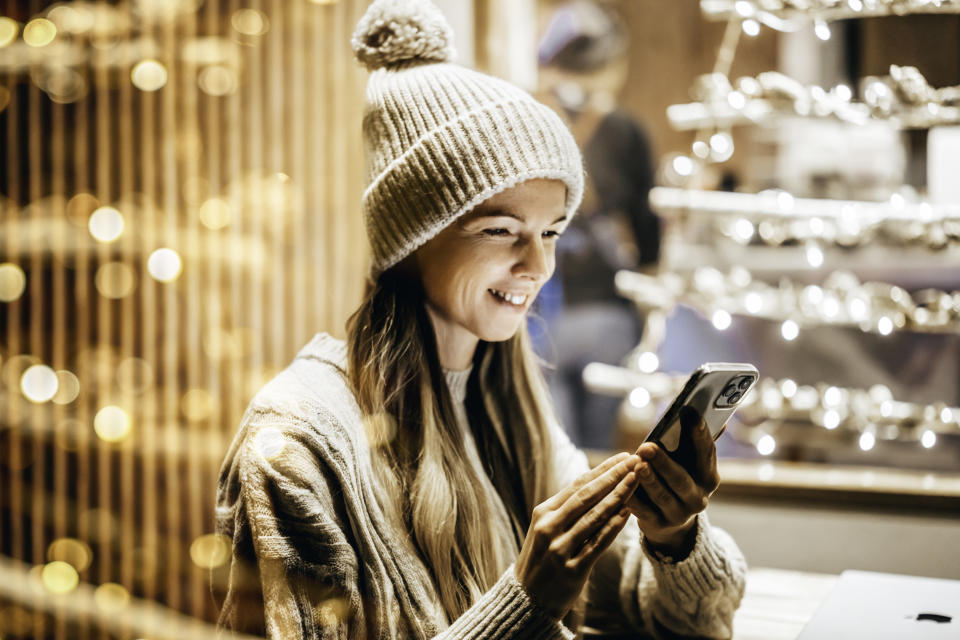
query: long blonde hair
346 266 558 622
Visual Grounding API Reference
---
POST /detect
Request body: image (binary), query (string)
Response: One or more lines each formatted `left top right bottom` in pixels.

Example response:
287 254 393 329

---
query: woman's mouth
488 288 528 308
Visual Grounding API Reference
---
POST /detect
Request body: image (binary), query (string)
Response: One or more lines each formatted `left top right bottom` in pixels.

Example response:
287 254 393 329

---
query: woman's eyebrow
469 211 567 224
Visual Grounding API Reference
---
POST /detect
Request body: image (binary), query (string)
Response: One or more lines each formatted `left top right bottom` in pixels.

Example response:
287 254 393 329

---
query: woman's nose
513 237 551 282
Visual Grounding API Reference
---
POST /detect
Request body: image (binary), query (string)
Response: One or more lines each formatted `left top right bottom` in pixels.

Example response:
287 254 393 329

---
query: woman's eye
483 228 510 236
542 230 561 239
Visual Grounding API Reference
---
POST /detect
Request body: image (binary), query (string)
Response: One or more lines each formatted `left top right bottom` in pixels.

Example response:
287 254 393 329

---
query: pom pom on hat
351 0 456 70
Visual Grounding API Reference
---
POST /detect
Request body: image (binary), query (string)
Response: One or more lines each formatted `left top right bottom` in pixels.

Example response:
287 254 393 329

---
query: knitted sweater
215 333 747 639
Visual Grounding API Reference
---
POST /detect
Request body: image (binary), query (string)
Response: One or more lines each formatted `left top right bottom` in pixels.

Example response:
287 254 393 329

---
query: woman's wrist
642 518 698 563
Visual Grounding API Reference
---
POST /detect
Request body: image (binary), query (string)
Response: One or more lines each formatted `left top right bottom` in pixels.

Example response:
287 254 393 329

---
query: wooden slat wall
0 0 368 636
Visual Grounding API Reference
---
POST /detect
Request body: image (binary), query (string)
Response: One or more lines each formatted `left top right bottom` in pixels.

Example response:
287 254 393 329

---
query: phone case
644 362 759 465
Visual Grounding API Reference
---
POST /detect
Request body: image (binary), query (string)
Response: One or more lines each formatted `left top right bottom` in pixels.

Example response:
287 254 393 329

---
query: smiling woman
214 0 746 638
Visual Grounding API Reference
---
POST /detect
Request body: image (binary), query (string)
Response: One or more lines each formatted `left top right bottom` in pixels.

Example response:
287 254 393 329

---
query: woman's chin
478 322 523 343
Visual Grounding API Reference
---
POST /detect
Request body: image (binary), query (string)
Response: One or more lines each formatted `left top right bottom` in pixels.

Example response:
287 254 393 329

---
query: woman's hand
515 451 642 619
625 409 721 558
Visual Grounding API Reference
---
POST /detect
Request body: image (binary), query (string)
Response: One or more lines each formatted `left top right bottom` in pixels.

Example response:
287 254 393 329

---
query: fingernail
680 406 700 431
639 445 657 461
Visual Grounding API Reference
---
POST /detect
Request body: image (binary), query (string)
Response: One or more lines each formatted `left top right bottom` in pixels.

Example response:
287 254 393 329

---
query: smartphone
643 362 759 470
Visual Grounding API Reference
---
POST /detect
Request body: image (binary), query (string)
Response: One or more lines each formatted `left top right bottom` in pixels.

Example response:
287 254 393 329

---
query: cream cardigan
215 333 746 638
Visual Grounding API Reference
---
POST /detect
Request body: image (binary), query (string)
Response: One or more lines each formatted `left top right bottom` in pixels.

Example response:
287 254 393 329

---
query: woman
215 1 746 638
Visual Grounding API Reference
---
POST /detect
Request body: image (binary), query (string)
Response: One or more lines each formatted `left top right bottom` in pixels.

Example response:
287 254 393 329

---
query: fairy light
834 84 852 101
920 429 936 448
741 19 760 36
88 206 124 242
94 406 131 442
629 387 651 408
756 434 776 455
131 60 168 92
51 370 80 404
814 19 831 41
941 407 954 423
672 155 693 177
804 243 824 268
744 291 763 314
848 0 863 10
637 351 659 373
41 561 79 594
734 0 754 16
727 90 747 109
23 18 56 47
692 140 710 158
712 309 732 330
198 65 237 96
822 409 841 430
821 296 840 318
94 583 131 613
21 364 59 403
0 16 18 47
823 386 842 407
231 8 269 36
709 132 734 160
189 533 231 569
859 431 875 451
732 218 754 243
781 319 799 341
147 248 182 282
877 316 894 335
780 378 798 398
0 262 27 302
47 538 92 572
198 197 233 229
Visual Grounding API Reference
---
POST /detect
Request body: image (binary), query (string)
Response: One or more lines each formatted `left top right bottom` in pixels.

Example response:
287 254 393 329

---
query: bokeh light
94 406 131 442
94 583 131 613
67 192 100 226
88 206 124 242
23 18 57 47
147 248 182 282
189 533 230 569
0 262 27 302
41 561 79 594
131 60 168 91
0 16 19 47
781 319 799 341
921 429 936 449
231 8 269 36
47 538 93 572
636 351 659 374
198 197 233 229
95 262 136 299
51 370 81 404
629 387 651 409
756 434 776 456
21 364 59 403
181 388 215 422
198 65 237 96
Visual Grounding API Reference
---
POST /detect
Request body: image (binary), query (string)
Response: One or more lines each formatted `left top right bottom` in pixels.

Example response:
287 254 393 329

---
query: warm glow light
941 407 954 424
672 155 693 177
95 262 136 299
231 8 269 36
131 60 168 91
67 193 100 226
859 432 875 451
712 309 732 331
756 434 776 456
199 197 233 229
732 218 754 243
94 583 131 613
189 533 231 569
780 378 797 398
0 16 18 47
0 262 27 302
877 316 893 336
52 370 80 404
94 405 131 442
637 351 659 374
823 409 840 430
23 18 56 47
805 244 824 268
88 206 124 242
628 387 650 409
21 364 59 403
727 90 747 109
823 386 842 407
41 561 79 594
814 19 831 41
147 248 182 282
921 429 936 449
710 132 732 156
834 84 852 102
781 320 799 341
116 357 154 394
822 296 840 318
741 19 760 37
692 140 709 159
198 65 237 96
181 388 215 421
47 538 92 572
744 292 763 314
734 0 754 16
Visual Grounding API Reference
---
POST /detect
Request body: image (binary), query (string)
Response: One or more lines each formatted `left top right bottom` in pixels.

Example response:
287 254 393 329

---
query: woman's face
415 178 568 363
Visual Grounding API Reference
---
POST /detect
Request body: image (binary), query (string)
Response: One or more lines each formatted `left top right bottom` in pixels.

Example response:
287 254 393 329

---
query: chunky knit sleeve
216 400 577 640
549 424 747 639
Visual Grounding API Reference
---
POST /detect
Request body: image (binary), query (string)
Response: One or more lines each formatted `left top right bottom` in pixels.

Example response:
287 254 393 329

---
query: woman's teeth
489 289 527 306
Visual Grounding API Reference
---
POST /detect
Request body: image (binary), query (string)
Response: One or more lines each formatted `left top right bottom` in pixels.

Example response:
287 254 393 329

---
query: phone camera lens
723 384 738 397
738 377 753 390
728 392 742 404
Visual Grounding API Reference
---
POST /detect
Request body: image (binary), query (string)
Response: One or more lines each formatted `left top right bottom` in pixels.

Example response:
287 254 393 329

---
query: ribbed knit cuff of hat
440 564 575 639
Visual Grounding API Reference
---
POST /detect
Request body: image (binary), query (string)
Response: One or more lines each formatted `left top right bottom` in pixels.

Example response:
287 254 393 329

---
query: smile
488 289 528 307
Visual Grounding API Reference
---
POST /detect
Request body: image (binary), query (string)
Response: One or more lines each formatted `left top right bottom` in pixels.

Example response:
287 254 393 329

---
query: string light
94 406 131 442
23 18 57 47
921 429 937 448
88 206 124 242
741 19 760 36
147 248 182 282
0 262 27 302
629 386 651 408
0 16 18 47
131 60 168 92
756 434 776 455
712 309 733 330
21 364 59 403
781 319 799 341
47 538 92 572
94 583 131 613
51 370 81 404
636 351 659 373
189 533 231 569
859 431 876 451
41 561 79 594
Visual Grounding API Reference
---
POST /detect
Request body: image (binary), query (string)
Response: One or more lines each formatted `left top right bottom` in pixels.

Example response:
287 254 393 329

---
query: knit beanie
351 0 585 275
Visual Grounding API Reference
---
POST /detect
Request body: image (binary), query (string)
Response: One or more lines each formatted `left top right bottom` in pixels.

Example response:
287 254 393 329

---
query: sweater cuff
442 565 575 640
643 513 733 602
